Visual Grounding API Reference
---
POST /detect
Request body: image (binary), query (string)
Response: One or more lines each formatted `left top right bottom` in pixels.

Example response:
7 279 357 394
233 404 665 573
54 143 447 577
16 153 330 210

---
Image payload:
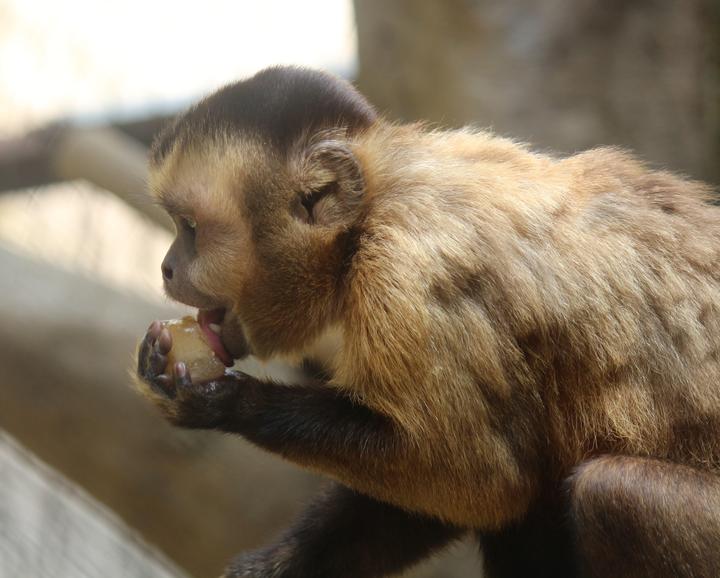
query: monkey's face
151 144 259 361
150 135 364 361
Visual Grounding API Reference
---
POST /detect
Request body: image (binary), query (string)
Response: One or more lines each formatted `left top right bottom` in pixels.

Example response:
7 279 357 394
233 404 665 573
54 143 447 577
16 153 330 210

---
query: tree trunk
354 0 719 183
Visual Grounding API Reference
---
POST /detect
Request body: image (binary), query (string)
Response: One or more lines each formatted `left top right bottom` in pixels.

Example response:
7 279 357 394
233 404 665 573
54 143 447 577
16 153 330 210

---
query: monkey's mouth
197 308 250 364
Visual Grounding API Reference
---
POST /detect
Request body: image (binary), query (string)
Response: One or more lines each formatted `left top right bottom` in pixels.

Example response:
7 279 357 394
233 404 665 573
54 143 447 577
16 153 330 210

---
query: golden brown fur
148 120 720 529
345 127 720 527
137 67 720 577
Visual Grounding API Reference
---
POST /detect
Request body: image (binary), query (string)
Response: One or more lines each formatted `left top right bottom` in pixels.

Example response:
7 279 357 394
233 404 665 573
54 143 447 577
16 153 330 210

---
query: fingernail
175 362 187 378
155 375 176 398
148 320 162 338
158 328 172 353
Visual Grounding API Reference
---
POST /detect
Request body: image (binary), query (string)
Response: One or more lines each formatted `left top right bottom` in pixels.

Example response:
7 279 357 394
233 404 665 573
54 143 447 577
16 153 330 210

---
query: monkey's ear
294 140 365 226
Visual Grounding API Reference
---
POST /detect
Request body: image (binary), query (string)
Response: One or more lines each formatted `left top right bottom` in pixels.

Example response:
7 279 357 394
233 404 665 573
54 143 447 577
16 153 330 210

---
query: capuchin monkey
135 67 720 578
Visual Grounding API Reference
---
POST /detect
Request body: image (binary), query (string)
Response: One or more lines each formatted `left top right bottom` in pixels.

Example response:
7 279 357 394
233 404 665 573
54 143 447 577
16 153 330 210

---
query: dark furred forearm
226 483 464 578
196 371 402 476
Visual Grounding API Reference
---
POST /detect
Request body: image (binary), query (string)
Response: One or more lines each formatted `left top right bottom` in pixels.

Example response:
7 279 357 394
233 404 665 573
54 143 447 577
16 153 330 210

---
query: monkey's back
342 127 720 488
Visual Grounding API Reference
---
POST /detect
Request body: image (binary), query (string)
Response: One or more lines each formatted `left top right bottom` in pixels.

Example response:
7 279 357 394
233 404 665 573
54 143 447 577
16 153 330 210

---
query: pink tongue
197 308 234 366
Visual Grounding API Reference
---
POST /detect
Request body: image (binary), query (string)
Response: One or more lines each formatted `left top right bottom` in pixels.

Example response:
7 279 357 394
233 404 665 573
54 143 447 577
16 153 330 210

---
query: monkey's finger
137 339 156 378
153 374 176 399
137 321 162 375
147 320 162 341
139 322 161 357
174 362 193 391
158 328 172 355
137 340 150 374
148 346 169 377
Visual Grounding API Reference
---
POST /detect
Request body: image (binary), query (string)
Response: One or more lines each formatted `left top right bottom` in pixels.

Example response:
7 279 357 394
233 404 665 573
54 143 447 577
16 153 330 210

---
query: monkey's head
148 67 377 362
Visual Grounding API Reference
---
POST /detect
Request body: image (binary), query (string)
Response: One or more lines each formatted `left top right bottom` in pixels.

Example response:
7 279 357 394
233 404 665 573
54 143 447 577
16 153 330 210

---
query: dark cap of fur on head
150 66 378 166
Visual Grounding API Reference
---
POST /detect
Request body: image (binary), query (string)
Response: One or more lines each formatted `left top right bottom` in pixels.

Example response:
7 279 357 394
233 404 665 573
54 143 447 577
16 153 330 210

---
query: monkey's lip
197 308 234 367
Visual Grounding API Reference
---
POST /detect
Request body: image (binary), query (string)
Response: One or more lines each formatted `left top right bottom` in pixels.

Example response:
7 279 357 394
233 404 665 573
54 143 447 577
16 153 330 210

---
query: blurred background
0 0 717 576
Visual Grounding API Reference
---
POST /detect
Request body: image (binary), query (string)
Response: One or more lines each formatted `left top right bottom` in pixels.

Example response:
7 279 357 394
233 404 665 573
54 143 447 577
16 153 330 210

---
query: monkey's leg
225 482 464 578
478 496 577 578
568 455 720 578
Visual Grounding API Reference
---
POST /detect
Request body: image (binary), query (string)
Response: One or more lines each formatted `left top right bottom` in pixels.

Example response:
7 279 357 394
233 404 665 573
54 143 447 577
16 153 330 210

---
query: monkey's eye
179 216 197 236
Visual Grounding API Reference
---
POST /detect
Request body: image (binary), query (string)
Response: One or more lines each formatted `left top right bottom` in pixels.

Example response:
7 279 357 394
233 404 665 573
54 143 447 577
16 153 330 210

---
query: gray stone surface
0 430 189 578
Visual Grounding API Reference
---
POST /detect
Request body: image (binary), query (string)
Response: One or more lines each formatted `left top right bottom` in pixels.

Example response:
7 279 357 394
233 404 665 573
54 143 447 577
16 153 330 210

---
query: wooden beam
0 123 173 231
0 124 63 192
52 126 173 230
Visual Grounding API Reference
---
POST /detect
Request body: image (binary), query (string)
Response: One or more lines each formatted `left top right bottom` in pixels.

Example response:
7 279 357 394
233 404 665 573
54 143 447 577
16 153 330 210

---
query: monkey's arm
188 373 398 465
137 322 417 481
153 374 463 578
137 325 463 578
225 482 463 578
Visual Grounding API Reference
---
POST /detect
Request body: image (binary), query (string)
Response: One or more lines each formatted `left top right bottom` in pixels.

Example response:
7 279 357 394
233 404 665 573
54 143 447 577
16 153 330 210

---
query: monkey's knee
568 455 720 578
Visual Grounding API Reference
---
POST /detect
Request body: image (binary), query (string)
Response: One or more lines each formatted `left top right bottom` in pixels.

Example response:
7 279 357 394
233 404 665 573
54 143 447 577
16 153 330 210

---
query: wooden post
354 0 719 183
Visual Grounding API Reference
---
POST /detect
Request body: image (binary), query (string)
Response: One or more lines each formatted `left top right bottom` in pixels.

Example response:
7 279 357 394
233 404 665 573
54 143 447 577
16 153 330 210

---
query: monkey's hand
137 324 406 490
135 320 242 428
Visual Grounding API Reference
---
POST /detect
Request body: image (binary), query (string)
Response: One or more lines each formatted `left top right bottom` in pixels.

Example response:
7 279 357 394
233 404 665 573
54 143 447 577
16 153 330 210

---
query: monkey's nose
161 263 173 281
